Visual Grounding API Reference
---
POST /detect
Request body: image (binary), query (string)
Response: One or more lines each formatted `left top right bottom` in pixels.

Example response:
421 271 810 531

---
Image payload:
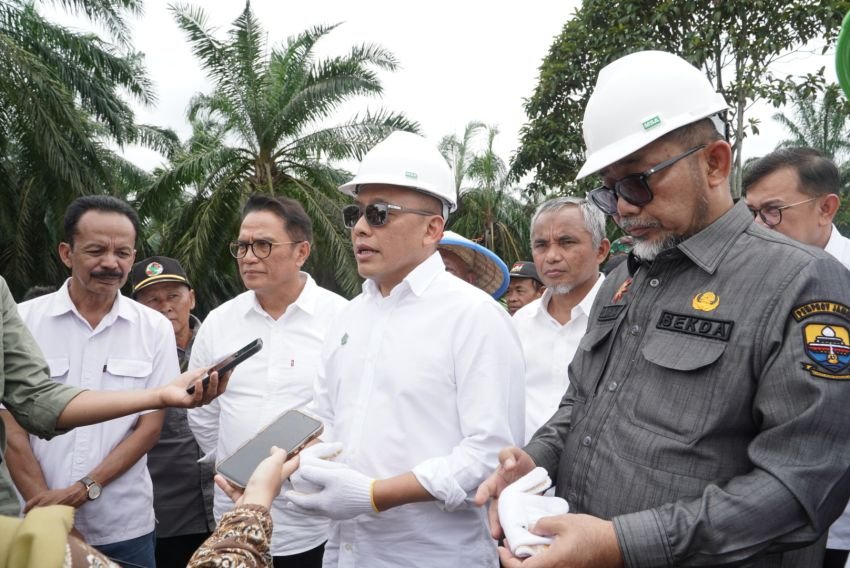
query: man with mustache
1 196 181 568
477 51 850 567
513 197 609 444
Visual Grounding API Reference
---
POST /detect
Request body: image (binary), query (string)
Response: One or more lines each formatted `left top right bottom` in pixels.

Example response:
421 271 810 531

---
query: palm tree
0 0 173 298
773 84 850 164
444 124 532 265
439 121 484 195
139 3 418 308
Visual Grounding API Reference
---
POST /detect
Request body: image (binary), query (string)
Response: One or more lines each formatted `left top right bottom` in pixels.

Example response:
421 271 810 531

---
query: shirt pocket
104 358 153 391
627 330 726 444
46 358 70 384
570 323 616 427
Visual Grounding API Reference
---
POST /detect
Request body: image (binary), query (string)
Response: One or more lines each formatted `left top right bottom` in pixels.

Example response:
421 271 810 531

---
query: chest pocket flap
46 358 69 378
106 358 152 378
579 323 615 352
642 330 726 371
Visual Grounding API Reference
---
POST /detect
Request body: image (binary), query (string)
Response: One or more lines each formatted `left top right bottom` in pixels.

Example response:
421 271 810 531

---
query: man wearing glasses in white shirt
285 131 525 567
188 194 347 568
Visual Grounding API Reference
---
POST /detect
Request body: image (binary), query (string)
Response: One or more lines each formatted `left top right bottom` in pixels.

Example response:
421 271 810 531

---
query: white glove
285 459 376 520
498 467 570 558
290 442 343 493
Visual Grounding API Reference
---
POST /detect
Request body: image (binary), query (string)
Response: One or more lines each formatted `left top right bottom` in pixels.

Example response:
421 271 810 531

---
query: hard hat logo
642 116 661 131
404 171 418 180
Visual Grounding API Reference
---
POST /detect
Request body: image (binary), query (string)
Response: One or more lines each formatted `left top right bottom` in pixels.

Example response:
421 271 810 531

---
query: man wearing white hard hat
438 230 510 298
286 131 525 566
477 51 850 567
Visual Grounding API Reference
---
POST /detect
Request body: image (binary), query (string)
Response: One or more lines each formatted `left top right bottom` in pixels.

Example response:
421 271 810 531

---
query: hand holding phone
186 338 263 394
216 409 324 488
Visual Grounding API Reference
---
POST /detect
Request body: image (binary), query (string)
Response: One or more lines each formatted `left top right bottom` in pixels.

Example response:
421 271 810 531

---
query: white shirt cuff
412 457 469 511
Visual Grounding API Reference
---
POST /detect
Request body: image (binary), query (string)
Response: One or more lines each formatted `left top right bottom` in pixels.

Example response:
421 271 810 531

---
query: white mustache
618 217 662 231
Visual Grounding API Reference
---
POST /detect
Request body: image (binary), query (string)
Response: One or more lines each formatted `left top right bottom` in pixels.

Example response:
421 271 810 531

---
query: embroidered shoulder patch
656 311 733 341
598 305 625 322
792 301 850 322
801 323 850 379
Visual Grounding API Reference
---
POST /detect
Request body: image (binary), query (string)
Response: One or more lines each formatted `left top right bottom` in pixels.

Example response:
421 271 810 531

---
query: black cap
130 256 191 297
509 261 542 285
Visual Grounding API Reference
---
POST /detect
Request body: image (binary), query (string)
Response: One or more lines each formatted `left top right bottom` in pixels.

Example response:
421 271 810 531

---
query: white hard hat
339 131 457 216
576 51 728 180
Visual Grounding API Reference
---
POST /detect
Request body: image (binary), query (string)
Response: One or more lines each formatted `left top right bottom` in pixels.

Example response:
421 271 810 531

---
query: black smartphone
215 409 324 488
186 338 263 394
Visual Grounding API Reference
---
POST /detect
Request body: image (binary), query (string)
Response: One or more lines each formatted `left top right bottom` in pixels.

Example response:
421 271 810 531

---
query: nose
353 211 371 236
615 194 642 218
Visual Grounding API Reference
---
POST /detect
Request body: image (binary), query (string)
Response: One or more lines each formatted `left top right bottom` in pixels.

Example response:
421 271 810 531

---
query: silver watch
79 476 102 500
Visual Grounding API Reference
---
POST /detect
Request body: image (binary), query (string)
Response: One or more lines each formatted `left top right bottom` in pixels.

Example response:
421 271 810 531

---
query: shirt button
344 543 353 552
607 381 618 392
630 325 641 335
568 490 578 502
582 436 592 447
649 278 660 287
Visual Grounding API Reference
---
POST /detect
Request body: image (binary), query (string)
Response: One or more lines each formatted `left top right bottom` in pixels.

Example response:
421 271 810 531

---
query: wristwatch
79 476 102 500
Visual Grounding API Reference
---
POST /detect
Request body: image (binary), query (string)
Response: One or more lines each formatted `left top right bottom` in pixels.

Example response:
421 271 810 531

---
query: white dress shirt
312 252 525 567
188 273 347 557
513 274 604 444
17 280 178 545
825 225 850 552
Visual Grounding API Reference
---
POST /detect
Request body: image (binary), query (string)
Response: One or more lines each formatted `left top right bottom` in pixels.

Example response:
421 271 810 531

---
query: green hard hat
837 10 850 100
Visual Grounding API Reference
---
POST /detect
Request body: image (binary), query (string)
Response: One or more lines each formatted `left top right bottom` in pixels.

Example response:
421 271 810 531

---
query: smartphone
216 409 324 488
186 338 263 394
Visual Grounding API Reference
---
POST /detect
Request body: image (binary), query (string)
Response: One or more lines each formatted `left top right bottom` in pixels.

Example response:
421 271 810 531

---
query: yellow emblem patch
692 291 719 312
802 323 850 379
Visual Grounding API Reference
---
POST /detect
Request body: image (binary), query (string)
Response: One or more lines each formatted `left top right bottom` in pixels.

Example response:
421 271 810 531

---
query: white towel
498 467 570 558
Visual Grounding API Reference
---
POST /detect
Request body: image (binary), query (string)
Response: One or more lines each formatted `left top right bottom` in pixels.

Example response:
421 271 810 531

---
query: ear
295 241 312 268
819 194 841 225
595 238 611 265
704 140 732 189
422 216 446 247
58 242 73 269
189 289 196 311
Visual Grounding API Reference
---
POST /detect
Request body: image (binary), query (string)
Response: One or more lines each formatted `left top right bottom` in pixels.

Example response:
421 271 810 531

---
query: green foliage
0 0 170 298
512 0 849 199
442 123 533 264
139 3 418 312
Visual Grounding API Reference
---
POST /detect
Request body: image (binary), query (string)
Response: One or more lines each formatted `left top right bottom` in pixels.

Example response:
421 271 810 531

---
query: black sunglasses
342 202 437 229
587 144 706 216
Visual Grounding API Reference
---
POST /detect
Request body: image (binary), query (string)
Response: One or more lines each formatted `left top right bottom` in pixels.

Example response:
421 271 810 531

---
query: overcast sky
55 1 838 180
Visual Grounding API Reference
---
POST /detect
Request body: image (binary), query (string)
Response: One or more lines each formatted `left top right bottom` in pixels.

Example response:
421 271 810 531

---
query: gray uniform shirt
525 201 850 567
147 314 215 537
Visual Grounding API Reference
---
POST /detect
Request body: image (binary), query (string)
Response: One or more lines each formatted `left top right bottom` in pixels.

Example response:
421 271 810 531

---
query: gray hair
530 197 607 249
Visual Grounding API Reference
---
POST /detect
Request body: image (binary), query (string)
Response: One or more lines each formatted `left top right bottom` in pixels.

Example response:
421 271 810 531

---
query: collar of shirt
362 251 443 300
46 278 136 329
675 200 753 274
529 273 605 325
238 272 320 319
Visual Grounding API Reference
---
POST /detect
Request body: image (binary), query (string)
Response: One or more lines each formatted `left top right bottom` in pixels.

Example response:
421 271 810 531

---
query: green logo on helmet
642 116 661 130
404 171 418 179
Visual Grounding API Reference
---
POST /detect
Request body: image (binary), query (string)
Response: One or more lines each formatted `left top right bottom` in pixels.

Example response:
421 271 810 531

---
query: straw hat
438 231 509 298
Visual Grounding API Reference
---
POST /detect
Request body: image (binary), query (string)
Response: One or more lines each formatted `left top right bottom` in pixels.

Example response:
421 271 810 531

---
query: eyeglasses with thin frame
748 196 820 228
229 239 302 259
587 144 707 216
342 202 437 229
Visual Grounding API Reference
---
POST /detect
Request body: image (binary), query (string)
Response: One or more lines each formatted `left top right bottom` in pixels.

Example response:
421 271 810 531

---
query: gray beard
632 234 682 261
548 283 575 296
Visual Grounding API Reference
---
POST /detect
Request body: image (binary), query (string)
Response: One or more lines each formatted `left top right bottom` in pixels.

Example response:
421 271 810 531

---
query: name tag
656 311 733 341
598 305 625 321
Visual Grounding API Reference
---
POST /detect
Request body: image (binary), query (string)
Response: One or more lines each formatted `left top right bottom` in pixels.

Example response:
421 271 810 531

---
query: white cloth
16 280 178 545
825 225 850 551
188 273 347 557
311 252 525 567
498 467 569 558
513 275 604 443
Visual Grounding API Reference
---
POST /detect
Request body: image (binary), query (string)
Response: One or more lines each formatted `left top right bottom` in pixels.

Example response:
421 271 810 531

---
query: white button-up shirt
513 275 604 444
17 280 178 545
188 273 347 557
312 252 525 567
825 225 850 552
